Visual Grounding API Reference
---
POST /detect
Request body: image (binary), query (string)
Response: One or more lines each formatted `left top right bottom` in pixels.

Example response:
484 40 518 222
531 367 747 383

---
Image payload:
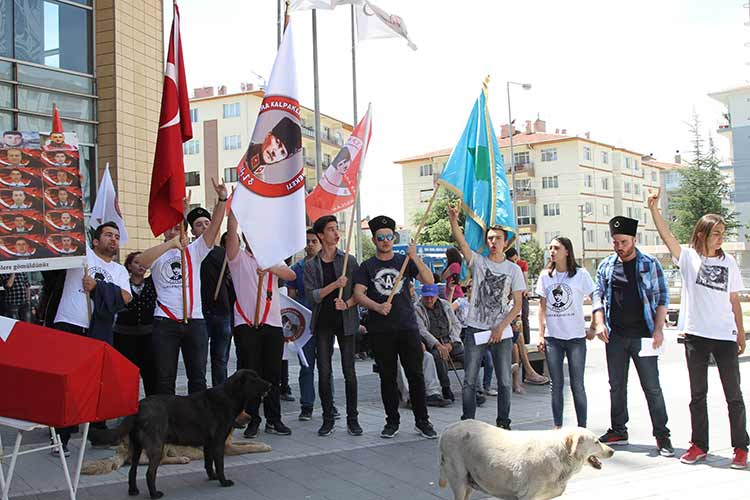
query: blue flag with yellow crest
437 87 515 254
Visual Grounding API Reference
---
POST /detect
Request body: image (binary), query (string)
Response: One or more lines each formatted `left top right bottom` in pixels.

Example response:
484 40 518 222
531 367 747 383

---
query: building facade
0 0 164 256
396 120 677 270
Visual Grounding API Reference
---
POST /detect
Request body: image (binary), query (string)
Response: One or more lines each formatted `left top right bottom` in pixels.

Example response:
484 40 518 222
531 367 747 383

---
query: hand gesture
377 302 392 316
334 298 347 311
647 187 661 211
182 190 192 214
738 333 746 355
489 325 503 344
82 275 97 293
169 233 186 251
448 202 461 223
335 275 348 289
406 242 417 259
212 177 228 201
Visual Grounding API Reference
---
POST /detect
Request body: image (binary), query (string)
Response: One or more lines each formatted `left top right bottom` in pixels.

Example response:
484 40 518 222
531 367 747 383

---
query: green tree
410 189 465 245
362 236 376 260
670 114 737 242
520 237 544 279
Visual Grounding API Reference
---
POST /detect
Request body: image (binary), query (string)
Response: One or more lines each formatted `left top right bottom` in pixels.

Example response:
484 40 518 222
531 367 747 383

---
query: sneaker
426 394 451 407
298 407 313 421
347 420 363 436
497 422 511 430
265 421 292 436
483 386 498 397
415 420 438 439
380 423 399 439
679 443 707 464
599 429 629 446
280 392 296 402
332 406 341 420
731 448 748 469
656 437 675 457
442 387 455 402
244 421 260 439
476 393 487 407
51 442 71 457
317 420 335 437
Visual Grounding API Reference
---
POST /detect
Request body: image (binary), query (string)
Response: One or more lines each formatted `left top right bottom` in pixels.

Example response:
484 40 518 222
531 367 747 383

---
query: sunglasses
376 234 395 242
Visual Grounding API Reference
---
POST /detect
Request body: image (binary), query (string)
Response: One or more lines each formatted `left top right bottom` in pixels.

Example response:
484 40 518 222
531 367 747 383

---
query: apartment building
396 119 677 270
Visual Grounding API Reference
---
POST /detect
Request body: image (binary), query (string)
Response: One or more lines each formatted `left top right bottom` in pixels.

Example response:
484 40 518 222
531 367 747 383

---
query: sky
167 0 749 225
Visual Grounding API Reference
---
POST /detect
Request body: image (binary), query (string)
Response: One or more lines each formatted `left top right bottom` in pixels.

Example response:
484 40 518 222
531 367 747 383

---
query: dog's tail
438 450 448 488
88 415 137 447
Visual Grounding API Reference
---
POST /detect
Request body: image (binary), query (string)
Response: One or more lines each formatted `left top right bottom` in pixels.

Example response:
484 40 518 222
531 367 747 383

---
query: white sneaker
483 387 498 396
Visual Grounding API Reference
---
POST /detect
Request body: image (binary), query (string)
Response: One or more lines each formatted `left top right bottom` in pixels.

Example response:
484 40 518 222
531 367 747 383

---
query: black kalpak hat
368 215 396 234
609 216 638 237
186 207 211 228
271 117 302 155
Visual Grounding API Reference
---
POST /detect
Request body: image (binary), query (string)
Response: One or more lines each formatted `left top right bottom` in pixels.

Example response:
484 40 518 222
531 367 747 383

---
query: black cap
186 207 211 228
609 216 638 237
271 117 302 155
368 215 396 234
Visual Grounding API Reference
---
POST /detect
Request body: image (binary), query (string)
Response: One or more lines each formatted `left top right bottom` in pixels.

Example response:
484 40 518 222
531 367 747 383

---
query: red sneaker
679 444 707 464
731 448 748 469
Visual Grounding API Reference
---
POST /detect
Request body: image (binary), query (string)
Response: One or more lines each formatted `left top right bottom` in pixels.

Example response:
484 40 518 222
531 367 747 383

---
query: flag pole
385 185 440 305
312 9 323 185
83 263 91 321
213 255 228 302
180 223 188 323
350 3 363 262
254 274 263 327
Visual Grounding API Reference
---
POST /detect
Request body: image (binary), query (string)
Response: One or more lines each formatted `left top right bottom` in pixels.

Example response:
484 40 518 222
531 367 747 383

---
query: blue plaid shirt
592 249 669 335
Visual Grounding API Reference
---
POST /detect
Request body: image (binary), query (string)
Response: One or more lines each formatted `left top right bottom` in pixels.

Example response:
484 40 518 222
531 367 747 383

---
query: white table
0 416 89 500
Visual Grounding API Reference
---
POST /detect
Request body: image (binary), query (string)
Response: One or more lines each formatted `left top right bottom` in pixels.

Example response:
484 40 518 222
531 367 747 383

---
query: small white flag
280 294 313 367
288 0 357 11
90 164 128 244
356 0 417 50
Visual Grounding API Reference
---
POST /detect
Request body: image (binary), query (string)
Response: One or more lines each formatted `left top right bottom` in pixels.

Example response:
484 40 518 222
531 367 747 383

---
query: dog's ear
565 432 584 457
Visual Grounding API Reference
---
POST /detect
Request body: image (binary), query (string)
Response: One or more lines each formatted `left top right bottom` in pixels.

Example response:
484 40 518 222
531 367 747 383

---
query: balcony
511 188 536 203
517 222 536 233
507 161 534 176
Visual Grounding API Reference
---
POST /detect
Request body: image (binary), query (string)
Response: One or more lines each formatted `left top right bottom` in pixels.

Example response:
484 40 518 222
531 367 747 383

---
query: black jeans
4 303 30 322
234 324 284 424
521 295 530 344
114 331 158 397
152 317 208 395
316 328 358 422
427 341 464 390
685 334 749 451
370 329 429 426
605 332 670 438
52 322 88 446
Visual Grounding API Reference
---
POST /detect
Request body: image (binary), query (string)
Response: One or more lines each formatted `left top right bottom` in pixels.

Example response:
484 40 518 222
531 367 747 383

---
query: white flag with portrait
280 294 312 367
356 0 416 50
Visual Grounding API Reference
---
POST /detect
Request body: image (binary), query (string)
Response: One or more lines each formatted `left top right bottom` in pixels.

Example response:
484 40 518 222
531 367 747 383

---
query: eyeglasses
376 234 395 242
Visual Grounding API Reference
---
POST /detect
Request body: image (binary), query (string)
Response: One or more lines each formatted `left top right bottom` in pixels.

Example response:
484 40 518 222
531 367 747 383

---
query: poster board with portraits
0 131 86 272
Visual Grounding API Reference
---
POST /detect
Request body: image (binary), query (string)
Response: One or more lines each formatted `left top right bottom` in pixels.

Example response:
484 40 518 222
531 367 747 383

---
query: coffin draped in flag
280 294 312 367
148 3 192 237
436 88 515 254
232 22 305 269
305 105 372 222
90 164 128 244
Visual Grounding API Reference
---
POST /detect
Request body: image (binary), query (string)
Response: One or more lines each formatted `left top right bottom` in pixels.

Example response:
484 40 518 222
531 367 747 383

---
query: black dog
91 369 270 499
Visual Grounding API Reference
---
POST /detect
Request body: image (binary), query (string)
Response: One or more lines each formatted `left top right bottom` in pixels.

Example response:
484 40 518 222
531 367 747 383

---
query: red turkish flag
148 3 192 237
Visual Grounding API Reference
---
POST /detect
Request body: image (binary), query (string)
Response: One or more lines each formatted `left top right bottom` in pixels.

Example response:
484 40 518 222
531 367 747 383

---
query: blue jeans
605 333 670 438
205 313 232 387
482 350 494 389
546 337 587 427
152 317 209 395
462 327 513 427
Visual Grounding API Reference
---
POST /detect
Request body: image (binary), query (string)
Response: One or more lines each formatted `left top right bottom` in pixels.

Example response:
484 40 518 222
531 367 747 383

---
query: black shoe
380 423 399 438
332 406 341 420
496 421 511 430
280 392 296 402
298 407 313 421
656 436 674 457
599 429 628 445
426 394 451 407
318 420 335 437
415 420 438 439
266 421 292 436
442 387 455 402
51 442 71 457
476 393 487 406
244 421 260 439
347 420 363 436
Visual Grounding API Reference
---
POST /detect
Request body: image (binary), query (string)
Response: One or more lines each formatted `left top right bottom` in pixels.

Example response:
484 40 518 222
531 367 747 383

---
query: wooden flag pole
213 255 228 302
337 198 359 301
254 273 264 327
180 224 188 323
385 185 440 305
83 263 91 321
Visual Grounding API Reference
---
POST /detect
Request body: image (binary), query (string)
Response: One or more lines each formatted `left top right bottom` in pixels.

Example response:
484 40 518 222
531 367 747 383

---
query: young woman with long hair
648 188 747 469
535 236 596 428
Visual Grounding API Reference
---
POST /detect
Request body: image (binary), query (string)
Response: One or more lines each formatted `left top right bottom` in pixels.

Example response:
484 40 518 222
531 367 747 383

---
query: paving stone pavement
3 326 750 499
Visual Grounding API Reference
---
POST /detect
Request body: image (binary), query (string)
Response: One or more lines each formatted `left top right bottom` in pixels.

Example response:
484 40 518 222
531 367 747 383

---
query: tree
410 189 465 245
362 236 376 260
520 237 544 279
669 113 737 242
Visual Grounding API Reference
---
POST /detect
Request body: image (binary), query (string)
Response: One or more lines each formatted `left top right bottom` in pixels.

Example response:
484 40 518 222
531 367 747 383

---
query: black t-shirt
610 259 649 337
318 260 343 331
200 246 235 316
353 253 419 333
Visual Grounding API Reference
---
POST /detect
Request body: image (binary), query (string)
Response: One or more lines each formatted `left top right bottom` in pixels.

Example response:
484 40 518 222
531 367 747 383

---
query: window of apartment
584 201 593 215
541 148 557 162
627 206 633 218
542 175 559 189
634 184 641 195
602 204 610 216
514 179 532 190
633 159 639 172
223 102 240 118
583 146 592 161
651 170 657 182
543 203 560 216
624 181 632 194
190 108 198 123
224 166 238 183
544 231 561 244
419 164 433 177
185 171 200 187
643 211 649 224
513 151 530 165
584 174 593 188
625 157 632 170
601 177 609 190
516 205 536 225
183 139 200 155
323 153 331 166
634 207 641 220
586 229 595 243
419 189 433 202
223 134 242 150
603 229 610 242
601 151 609 164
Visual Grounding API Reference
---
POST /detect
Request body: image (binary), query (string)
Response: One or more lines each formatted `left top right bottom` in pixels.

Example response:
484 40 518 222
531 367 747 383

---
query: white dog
438 420 614 500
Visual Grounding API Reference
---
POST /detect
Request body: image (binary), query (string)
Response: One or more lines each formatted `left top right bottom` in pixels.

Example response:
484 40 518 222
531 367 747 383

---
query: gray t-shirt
466 252 526 337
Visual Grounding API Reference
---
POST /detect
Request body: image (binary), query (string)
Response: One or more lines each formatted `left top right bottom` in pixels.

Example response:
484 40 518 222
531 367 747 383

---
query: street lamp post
507 81 532 250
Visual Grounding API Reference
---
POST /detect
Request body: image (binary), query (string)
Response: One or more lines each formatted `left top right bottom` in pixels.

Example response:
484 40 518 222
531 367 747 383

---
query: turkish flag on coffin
0 317 139 427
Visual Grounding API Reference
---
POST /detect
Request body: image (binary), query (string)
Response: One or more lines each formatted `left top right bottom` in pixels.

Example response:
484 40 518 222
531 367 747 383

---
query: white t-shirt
676 247 742 342
228 250 282 328
535 268 595 340
54 248 130 328
151 236 211 320
466 252 526 339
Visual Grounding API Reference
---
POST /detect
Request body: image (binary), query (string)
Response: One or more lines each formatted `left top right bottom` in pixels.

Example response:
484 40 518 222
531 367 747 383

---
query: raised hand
212 177 228 201
448 202 461 223
647 187 661 211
